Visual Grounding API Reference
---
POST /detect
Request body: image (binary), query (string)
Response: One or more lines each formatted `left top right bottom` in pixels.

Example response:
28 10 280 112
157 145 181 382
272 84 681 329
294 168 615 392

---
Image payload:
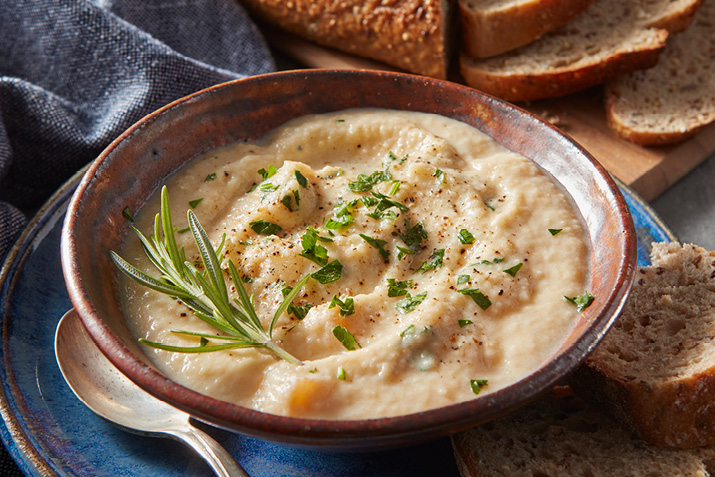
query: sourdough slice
452 386 715 477
605 0 715 146
240 0 452 79
459 0 703 101
570 243 715 448
459 0 595 58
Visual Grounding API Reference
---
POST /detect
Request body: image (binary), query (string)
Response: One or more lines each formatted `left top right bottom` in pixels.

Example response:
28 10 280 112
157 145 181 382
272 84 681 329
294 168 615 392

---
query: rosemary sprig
111 186 307 364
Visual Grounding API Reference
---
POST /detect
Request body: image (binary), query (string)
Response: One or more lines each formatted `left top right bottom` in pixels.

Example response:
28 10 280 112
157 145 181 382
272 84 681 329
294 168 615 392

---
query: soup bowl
60 69 637 450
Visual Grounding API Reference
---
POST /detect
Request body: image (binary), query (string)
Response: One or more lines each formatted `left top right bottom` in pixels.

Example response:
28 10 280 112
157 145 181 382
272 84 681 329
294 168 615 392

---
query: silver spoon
54 309 249 477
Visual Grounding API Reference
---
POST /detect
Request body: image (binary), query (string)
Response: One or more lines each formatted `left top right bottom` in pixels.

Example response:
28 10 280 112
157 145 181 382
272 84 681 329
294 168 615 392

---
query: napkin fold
0 0 275 261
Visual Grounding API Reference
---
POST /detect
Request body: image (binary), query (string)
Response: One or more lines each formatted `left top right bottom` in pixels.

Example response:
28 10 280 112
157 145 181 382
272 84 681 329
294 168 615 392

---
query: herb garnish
281 285 313 320
259 166 277 181
300 228 329 266
434 168 445 183
416 249 445 273
457 274 470 285
249 220 282 235
110 187 307 364
549 228 563 236
281 191 300 212
359 233 390 262
458 319 473 328
503 263 523 277
457 288 492 310
333 325 361 350
348 168 391 192
311 260 343 284
365 192 409 220
260 183 279 193
204 173 216 182
565 291 595 311
337 367 347 380
188 198 203 209
395 292 427 314
389 180 401 196
386 278 413 297
294 170 308 188
325 199 358 229
399 221 428 251
396 246 416 261
458 228 475 244
329 295 355 316
122 206 134 222
470 379 488 395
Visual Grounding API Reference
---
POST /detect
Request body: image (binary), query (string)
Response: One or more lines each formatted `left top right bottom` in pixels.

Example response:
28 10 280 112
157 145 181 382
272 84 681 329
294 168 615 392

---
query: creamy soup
119 109 590 419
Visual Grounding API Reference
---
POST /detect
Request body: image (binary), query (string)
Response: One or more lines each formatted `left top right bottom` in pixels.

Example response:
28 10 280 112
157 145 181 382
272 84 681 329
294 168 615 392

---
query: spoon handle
172 425 250 477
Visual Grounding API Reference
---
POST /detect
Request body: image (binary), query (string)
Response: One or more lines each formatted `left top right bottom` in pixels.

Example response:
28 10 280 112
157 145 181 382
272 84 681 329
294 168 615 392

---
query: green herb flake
399 221 428 250
434 168 445 183
549 228 563 236
565 291 595 312
294 170 308 188
337 366 347 380
333 325 361 350
359 233 390 262
122 206 134 222
470 379 488 395
259 165 278 181
484 201 495 211
389 180 401 196
503 263 523 277
281 285 313 320
249 220 282 235
307 226 333 242
260 183 279 193
176 227 190 234
400 324 415 337
188 198 203 209
458 288 492 310
348 168 392 192
395 292 427 314
335 119 345 123
458 228 475 245
311 260 343 284
457 274 470 285
416 249 445 274
309 368 318 374
458 319 473 328
300 228 329 266
281 194 297 212
204 173 217 182
397 246 416 261
388 151 409 163
386 278 413 297
329 295 355 316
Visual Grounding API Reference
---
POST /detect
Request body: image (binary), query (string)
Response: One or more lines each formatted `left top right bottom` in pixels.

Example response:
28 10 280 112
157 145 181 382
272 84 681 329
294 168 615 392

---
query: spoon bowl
54 309 248 477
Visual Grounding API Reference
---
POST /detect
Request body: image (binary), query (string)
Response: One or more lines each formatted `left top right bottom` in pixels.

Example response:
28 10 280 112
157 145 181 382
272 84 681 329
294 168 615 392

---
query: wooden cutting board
267 30 715 202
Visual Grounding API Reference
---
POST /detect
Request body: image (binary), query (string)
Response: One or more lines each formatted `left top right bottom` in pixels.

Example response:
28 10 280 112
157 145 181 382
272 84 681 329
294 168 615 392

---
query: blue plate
0 173 676 477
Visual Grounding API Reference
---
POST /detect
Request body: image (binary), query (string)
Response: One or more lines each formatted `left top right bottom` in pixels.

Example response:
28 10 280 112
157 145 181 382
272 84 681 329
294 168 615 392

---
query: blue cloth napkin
0 0 275 262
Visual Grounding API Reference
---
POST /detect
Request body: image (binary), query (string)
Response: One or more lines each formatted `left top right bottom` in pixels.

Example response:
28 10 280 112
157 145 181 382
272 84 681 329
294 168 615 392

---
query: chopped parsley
294 170 308 188
386 278 413 297
300 228 329 266
484 201 495 211
281 285 313 320
176 227 190 234
258 166 278 181
458 228 475 245
416 249 445 274
434 168 445 183
122 206 134 222
396 246 416 261
311 260 343 284
359 233 390 262
470 379 488 395
249 220 282 235
388 151 408 162
204 173 216 182
348 168 391 192
457 288 492 310
307 226 333 242
188 198 203 209
333 325 360 350
565 291 595 311
281 192 300 212
474 257 504 266
399 220 428 251
259 182 279 193
337 367 347 380
389 180 401 196
329 295 355 316
503 263 523 277
458 319 473 328
549 228 563 236
395 292 427 314
457 274 470 285
365 192 409 220
325 199 359 229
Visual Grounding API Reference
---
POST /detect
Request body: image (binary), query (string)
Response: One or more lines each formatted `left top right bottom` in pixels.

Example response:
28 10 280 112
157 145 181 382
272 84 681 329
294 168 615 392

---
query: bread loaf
605 0 715 146
459 0 594 58
240 0 452 79
570 242 715 448
459 0 703 101
452 386 715 477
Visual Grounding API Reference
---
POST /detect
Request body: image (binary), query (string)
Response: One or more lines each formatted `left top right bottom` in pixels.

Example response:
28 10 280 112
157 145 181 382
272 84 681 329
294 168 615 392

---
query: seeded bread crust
570 243 715 448
240 0 452 79
452 386 715 477
605 0 715 146
459 0 595 58
459 0 703 102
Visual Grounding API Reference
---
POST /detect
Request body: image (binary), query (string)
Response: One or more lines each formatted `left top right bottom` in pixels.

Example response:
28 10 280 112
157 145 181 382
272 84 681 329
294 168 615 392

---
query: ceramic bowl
60 69 637 450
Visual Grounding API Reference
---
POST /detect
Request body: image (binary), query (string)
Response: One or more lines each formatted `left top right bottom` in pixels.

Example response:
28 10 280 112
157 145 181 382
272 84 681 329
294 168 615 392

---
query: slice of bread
459 0 703 101
459 0 595 58
605 0 715 146
570 242 715 448
452 386 715 477
240 0 453 79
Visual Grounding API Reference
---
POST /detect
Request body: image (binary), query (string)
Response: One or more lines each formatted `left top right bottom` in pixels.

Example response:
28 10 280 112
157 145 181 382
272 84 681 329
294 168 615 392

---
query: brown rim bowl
60 69 637 451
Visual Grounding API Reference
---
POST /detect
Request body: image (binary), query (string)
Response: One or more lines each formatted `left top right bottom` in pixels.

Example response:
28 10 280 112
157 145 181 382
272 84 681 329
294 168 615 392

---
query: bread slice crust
459 0 595 58
241 0 451 79
571 243 715 448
